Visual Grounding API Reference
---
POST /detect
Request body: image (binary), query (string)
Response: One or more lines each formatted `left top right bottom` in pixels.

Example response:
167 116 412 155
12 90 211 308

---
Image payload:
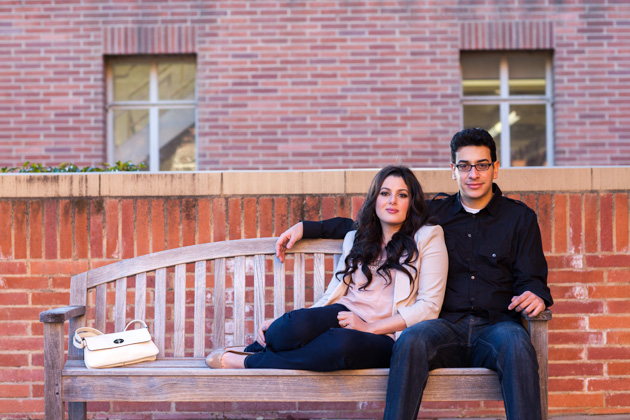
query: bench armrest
39 305 86 323
523 309 552 322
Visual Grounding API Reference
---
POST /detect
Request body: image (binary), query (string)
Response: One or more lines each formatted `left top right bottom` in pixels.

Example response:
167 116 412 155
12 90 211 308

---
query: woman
207 165 448 371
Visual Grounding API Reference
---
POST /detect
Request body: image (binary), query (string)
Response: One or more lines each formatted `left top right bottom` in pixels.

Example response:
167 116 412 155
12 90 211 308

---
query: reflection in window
463 104 501 159
158 61 196 101
461 51 553 167
510 105 546 166
112 63 150 101
113 109 150 170
159 109 196 171
107 56 197 172
462 54 501 96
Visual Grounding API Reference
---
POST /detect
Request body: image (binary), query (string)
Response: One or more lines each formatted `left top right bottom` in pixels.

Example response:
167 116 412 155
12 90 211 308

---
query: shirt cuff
302 220 324 239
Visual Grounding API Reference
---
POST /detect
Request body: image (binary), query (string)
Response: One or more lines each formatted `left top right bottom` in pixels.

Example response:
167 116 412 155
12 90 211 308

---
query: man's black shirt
302 183 553 324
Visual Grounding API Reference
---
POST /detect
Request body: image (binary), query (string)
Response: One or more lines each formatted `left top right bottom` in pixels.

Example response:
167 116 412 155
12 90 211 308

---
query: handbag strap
72 327 103 349
124 319 149 331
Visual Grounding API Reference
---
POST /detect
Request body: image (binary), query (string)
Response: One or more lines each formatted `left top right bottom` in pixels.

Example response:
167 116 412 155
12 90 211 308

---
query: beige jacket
312 224 448 338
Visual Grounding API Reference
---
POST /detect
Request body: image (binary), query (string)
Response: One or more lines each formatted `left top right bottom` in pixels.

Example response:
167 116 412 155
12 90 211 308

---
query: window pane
461 53 500 96
158 61 196 101
510 105 546 167
112 63 150 101
159 108 196 171
463 104 501 160
508 53 547 95
113 109 150 170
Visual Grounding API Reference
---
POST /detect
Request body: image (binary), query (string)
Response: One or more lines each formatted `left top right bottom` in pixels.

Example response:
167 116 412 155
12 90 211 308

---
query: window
106 56 197 171
461 51 553 167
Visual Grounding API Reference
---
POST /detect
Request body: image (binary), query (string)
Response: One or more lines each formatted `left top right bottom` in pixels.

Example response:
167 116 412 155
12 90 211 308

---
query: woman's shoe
205 346 253 369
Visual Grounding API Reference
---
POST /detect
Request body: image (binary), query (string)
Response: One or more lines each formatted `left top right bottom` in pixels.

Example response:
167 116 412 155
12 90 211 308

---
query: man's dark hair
450 128 497 163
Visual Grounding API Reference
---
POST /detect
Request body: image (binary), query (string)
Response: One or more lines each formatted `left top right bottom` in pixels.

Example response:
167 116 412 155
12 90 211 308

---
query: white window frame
461 53 554 167
106 56 197 172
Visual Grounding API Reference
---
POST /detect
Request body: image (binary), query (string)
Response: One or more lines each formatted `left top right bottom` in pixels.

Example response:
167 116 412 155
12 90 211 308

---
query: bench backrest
68 238 344 359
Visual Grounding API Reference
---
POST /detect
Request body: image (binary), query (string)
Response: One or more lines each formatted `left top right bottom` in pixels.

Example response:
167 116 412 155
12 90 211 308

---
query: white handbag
73 319 159 369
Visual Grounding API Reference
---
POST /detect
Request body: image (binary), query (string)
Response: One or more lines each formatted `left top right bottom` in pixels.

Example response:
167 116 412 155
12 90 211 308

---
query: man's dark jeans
384 315 541 420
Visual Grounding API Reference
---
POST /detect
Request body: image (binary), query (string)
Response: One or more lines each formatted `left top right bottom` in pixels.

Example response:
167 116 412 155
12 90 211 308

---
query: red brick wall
1 189 630 419
1 1 630 169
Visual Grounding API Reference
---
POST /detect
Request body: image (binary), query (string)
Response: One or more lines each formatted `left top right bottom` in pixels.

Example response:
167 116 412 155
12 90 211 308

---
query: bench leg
43 323 65 420
527 317 549 420
68 402 86 420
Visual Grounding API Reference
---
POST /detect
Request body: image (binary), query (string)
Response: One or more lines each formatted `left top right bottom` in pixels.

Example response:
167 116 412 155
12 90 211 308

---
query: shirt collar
452 183 502 216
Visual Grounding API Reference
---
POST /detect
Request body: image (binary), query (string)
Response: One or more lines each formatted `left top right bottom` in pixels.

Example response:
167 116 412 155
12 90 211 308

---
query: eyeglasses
454 162 494 172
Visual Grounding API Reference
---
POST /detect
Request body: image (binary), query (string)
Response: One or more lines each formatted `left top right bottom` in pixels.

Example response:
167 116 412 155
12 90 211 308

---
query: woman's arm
396 225 449 327
337 311 407 335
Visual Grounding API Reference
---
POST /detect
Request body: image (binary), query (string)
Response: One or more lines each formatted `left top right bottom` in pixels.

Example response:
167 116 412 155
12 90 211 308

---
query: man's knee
489 322 538 365
394 319 445 355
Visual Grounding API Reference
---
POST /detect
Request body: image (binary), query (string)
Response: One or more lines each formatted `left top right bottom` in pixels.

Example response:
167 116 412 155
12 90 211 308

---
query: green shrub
1 161 146 173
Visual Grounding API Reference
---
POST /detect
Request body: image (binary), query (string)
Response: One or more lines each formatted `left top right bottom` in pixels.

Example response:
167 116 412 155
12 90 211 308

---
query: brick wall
1 169 629 419
1 1 630 169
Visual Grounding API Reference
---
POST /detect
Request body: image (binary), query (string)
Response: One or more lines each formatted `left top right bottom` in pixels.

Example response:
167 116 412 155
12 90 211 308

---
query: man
275 128 553 420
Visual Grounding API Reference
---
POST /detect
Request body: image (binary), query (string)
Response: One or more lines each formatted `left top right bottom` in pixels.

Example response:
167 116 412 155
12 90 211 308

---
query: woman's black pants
243 304 394 371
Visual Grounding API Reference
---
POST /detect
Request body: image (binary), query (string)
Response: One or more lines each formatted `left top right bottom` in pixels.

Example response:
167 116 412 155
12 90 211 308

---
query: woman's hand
256 319 274 347
337 311 371 333
275 222 303 263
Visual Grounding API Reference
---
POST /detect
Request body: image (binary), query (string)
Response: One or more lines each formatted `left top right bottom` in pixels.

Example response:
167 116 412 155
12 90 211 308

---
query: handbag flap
83 327 152 351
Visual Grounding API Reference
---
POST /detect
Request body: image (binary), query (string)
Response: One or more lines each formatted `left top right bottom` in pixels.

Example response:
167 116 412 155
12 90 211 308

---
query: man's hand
508 291 546 317
275 222 304 263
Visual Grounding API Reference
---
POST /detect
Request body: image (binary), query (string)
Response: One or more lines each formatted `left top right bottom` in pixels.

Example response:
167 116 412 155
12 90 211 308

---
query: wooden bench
39 237 551 420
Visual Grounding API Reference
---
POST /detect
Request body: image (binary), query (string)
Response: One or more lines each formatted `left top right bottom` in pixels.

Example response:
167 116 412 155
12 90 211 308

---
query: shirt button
471 275 475 280
492 253 497 258
467 233 472 238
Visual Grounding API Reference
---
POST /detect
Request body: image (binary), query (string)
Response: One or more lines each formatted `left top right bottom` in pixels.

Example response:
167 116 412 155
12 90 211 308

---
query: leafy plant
1 161 147 173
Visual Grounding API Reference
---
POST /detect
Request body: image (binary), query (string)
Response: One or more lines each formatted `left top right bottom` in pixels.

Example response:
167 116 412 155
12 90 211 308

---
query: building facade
2 1 629 171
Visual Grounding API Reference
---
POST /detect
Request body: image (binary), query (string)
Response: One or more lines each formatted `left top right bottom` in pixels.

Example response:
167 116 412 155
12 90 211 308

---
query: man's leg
471 319 541 420
383 318 468 420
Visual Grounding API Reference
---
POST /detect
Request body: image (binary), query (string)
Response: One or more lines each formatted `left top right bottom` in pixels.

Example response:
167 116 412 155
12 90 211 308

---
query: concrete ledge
1 167 629 198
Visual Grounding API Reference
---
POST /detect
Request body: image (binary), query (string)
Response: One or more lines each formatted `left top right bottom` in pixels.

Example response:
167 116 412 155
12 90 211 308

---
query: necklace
367 259 385 274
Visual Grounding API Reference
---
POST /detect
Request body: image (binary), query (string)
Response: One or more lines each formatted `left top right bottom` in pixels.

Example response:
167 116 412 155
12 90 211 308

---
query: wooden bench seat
40 237 550 419
62 358 501 403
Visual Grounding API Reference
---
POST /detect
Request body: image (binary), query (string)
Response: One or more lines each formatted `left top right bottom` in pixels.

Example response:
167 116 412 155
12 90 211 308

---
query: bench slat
134 273 147 322
114 277 127 332
213 259 226 348
68 273 88 360
174 264 186 357
154 268 167 356
233 256 246 345
193 261 207 357
273 256 285 318
294 253 305 309
94 283 107 333
253 255 265 338
313 253 325 302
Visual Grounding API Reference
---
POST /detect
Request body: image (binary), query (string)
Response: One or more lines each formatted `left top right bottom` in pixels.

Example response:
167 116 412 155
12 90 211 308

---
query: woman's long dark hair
335 165 433 289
